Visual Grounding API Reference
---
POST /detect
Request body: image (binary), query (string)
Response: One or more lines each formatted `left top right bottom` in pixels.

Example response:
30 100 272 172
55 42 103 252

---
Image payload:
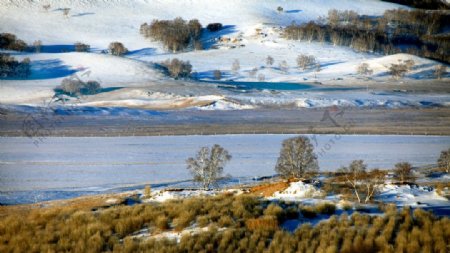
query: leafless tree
434 65 447 79
266 56 274 67
62 8 70 18
249 67 258 78
356 63 373 76
257 73 265 81
42 4 51 12
279 60 289 73
389 62 409 80
186 144 231 189
213 70 222 80
74 42 90 52
162 58 192 79
338 160 386 203
438 148 450 173
394 162 414 184
232 59 240 73
108 42 128 56
297 54 316 70
275 136 319 179
33 40 42 53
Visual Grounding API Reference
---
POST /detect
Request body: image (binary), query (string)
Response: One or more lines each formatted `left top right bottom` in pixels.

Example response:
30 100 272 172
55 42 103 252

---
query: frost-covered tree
275 136 318 179
186 144 231 189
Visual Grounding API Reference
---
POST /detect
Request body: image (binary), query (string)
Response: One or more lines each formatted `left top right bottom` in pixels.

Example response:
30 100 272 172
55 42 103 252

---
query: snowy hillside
1 0 448 110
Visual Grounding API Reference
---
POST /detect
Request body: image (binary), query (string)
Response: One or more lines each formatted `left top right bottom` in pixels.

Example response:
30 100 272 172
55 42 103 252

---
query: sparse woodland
284 8 450 64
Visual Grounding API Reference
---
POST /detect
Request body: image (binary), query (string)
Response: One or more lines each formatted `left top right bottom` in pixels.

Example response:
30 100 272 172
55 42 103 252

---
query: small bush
206 23 223 32
315 203 336 215
0 33 27 51
108 42 127 56
74 42 90 52
155 216 169 230
300 206 317 218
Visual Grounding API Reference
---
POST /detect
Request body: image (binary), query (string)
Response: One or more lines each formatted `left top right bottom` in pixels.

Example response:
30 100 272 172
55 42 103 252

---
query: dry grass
249 180 290 197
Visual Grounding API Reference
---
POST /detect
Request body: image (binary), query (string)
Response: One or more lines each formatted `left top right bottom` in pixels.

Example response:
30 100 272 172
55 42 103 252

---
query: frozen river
1 134 449 204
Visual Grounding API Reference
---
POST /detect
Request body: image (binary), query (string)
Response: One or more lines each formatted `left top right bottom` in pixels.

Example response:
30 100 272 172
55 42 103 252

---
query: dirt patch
249 181 291 197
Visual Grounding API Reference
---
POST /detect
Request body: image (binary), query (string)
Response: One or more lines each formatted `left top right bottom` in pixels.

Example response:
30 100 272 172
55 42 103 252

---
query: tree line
284 8 450 64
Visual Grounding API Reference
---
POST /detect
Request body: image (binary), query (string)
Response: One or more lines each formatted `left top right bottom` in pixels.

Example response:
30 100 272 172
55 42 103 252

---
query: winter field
1 134 449 204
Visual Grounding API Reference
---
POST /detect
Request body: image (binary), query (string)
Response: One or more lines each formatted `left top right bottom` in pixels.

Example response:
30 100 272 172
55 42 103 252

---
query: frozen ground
0 134 449 204
1 0 448 110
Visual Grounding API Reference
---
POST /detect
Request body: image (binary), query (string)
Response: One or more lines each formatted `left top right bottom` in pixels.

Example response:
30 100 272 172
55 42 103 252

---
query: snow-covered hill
1 0 448 110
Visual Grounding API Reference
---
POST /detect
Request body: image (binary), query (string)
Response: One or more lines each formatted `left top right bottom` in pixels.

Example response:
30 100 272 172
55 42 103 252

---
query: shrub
143 185 151 198
232 59 240 73
277 6 284 13
315 203 336 215
245 216 279 231
0 33 27 51
266 56 274 66
434 64 447 79
141 18 202 52
161 58 193 79
155 216 169 230
356 63 373 76
300 206 317 218
84 81 101 95
33 40 42 53
108 42 127 56
206 23 223 32
0 53 31 78
74 42 90 52
257 73 265 81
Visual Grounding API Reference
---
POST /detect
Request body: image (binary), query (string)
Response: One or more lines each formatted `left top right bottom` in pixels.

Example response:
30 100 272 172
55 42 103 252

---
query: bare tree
389 62 408 80
279 60 289 73
42 4 51 12
266 56 274 67
213 70 222 80
162 58 192 79
231 59 240 73
249 67 258 78
186 144 232 189
297 54 316 70
62 8 70 18
75 42 90 52
257 73 265 81
275 136 319 179
356 63 373 76
438 148 450 173
434 65 447 79
394 162 414 184
33 40 42 53
108 42 128 56
338 160 386 203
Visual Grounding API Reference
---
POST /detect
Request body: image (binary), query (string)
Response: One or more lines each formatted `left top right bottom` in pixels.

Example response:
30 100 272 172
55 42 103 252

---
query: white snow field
1 134 449 204
1 0 449 110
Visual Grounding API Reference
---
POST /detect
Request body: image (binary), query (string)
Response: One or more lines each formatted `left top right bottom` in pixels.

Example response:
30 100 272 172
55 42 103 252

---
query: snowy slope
1 0 448 110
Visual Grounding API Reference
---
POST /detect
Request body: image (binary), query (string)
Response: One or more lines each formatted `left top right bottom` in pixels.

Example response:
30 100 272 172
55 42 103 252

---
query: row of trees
187 136 450 204
284 9 450 63
0 33 27 51
54 77 102 96
140 17 203 52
